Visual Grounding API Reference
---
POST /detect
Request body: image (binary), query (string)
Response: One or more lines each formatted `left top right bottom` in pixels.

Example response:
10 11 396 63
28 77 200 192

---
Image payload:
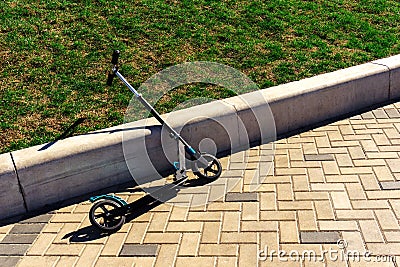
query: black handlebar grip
111 50 120 65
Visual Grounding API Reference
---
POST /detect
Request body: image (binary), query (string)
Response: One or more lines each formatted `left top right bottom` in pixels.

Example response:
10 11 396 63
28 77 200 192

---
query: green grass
1 0 399 153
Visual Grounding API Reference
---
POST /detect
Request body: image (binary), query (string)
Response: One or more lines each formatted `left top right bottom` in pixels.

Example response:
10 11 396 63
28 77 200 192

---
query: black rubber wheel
194 153 222 179
89 199 126 232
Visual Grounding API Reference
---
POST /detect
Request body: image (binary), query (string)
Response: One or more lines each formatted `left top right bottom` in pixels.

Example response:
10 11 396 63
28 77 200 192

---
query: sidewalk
1 100 400 267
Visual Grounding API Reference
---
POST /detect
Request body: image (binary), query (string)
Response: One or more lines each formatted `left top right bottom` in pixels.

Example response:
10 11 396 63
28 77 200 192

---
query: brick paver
2 102 400 266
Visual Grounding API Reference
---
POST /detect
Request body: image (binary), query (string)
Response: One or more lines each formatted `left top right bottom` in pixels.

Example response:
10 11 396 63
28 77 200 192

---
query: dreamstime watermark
258 239 396 263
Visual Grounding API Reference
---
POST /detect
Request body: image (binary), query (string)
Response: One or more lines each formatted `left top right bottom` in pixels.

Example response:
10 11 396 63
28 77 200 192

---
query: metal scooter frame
88 51 222 232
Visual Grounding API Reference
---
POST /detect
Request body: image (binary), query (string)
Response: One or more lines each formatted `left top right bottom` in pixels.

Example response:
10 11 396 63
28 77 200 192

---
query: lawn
1 0 399 153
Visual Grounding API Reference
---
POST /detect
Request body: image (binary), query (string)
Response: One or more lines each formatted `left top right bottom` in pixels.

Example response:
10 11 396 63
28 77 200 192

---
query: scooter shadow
62 193 164 242
62 177 212 243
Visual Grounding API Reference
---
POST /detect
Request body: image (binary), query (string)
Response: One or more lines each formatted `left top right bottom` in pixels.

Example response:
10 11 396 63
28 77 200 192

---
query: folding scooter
88 51 222 231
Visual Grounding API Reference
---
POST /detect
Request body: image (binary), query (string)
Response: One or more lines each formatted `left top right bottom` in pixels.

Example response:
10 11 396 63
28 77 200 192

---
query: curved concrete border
2 54 399 220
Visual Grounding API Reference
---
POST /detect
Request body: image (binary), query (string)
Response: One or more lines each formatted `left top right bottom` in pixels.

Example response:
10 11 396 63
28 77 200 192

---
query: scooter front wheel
193 153 222 180
89 199 126 232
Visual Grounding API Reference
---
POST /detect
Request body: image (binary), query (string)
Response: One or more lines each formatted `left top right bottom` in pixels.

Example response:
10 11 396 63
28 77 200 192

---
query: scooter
88 51 222 231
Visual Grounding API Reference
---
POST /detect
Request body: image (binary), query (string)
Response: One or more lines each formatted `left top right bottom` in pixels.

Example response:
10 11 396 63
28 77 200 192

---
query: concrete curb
2 54 399 220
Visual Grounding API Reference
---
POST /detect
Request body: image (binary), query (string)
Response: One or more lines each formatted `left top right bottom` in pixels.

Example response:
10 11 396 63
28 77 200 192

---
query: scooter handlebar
107 50 120 86
111 50 120 65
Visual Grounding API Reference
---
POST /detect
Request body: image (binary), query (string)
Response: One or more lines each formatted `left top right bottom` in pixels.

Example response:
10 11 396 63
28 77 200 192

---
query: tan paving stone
147 212 169 232
359 174 381 190
331 140 361 148
340 167 373 174
302 142 318 154
366 242 400 256
279 221 299 243
201 221 221 244
187 211 221 221
222 212 240 232
259 232 279 252
325 175 360 183
101 233 126 256
295 192 330 200
331 192 352 209
176 257 215 267
75 245 102 267
311 183 345 191
389 199 400 219
238 244 258 267
322 161 340 175
94 257 136 267
352 200 390 209
241 221 278 232
260 211 296 221
291 161 322 168
348 146 366 160
318 147 349 154
216 256 237 267
360 140 380 152
359 220 384 242
345 183 367 200
46 244 85 256
199 244 238 256
143 232 181 244
366 190 400 199
279 244 324 256
384 128 400 139
0 224 13 234
383 231 400 242
335 210 375 220
275 168 307 176
278 201 314 210
219 231 257 245
260 192 277 210
178 233 200 256
327 130 344 141
297 210 317 231
168 206 189 221
315 136 331 148
207 202 241 211
125 222 148 243
366 152 399 159
373 166 395 181
154 244 178 267
256 183 275 192
354 159 386 167
275 155 290 168
344 134 372 141
314 200 335 220
26 233 57 256
277 183 294 201
292 175 309 192
387 159 400 173
342 231 366 252
17 256 59 267
374 210 400 230
307 168 325 182
335 154 353 167
289 149 304 161
42 223 63 233
55 256 78 267
166 221 202 232
242 202 260 221
319 220 358 231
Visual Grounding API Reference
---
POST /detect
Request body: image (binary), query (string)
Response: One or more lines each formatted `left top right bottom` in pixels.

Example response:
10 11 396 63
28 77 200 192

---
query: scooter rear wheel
89 199 126 232
194 153 222 179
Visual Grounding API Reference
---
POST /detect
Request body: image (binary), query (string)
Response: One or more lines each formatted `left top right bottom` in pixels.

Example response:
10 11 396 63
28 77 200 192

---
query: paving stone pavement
2 101 400 266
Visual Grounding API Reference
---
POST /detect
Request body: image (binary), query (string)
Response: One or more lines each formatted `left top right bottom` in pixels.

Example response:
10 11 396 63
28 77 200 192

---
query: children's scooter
88 51 222 231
